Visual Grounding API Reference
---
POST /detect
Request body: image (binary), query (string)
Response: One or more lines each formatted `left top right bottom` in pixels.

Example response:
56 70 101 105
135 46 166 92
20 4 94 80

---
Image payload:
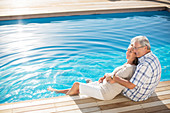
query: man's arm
98 73 112 83
110 76 136 89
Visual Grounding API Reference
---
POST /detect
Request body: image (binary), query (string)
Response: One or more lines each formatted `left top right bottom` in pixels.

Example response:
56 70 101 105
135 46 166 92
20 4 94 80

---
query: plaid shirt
122 52 161 101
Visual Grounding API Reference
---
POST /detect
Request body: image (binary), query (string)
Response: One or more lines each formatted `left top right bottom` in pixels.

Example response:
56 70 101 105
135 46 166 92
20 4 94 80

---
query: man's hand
107 76 116 84
98 73 110 83
106 76 112 82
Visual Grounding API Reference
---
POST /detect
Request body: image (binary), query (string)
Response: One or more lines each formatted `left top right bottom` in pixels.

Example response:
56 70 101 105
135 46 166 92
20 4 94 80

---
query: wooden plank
157 81 170 88
23 108 56 113
0 109 12 113
55 100 99 112
155 90 170 97
73 98 97 104
13 103 55 113
55 101 77 107
141 99 170 109
78 106 101 113
99 100 138 110
59 109 83 113
55 104 80 112
101 104 143 113
143 104 170 113
97 98 129 106
156 94 170 100
56 105 100 113
59 108 101 113
54 97 99 113
155 85 170 92
153 109 170 113
119 109 146 113
119 104 170 113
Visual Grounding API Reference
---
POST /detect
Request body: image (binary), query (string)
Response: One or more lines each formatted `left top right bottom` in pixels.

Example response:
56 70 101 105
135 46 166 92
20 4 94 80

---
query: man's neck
138 50 151 60
140 50 151 58
144 50 151 56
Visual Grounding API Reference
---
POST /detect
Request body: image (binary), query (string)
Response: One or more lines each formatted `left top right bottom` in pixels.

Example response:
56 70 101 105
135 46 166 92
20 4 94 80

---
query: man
109 36 161 101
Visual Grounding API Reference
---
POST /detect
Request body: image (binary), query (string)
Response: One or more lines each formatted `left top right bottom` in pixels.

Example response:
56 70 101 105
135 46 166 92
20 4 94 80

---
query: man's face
133 42 146 58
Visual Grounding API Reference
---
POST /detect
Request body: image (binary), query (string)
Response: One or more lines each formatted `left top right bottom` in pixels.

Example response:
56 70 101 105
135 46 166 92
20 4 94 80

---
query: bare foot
47 87 55 92
86 79 92 83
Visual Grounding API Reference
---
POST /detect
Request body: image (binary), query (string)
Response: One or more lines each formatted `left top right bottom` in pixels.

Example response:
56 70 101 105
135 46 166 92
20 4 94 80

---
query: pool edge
0 6 169 21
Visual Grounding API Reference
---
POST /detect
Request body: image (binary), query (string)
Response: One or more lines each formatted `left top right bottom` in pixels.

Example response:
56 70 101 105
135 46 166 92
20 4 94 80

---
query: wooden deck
0 0 170 20
0 81 170 113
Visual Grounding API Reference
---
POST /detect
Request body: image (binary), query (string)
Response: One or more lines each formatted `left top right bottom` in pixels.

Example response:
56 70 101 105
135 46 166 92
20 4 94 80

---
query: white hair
131 36 151 50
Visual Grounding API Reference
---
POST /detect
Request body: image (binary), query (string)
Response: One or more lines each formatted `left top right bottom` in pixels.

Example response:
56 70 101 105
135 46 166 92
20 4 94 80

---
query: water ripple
0 11 170 104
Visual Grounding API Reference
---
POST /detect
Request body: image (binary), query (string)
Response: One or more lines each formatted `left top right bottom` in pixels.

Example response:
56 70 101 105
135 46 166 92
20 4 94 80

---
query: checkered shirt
122 52 161 101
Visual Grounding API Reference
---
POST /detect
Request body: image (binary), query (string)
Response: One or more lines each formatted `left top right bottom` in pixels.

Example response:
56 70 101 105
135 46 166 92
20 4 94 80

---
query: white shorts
79 79 125 100
79 81 104 100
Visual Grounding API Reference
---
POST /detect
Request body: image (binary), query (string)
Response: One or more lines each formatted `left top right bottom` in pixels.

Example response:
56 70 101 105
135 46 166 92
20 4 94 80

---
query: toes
86 79 92 83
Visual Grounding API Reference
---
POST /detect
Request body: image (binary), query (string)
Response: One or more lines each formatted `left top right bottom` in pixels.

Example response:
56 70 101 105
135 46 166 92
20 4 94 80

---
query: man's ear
144 46 147 50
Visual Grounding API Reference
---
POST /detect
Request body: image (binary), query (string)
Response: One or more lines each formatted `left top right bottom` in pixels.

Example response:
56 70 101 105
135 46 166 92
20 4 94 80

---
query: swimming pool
0 11 170 104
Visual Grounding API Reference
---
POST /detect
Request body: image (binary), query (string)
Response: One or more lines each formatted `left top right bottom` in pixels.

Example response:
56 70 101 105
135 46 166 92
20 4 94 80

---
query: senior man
109 36 161 101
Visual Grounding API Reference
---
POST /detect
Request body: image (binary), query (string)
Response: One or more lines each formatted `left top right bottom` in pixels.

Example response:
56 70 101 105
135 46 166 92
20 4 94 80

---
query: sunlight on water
0 11 170 104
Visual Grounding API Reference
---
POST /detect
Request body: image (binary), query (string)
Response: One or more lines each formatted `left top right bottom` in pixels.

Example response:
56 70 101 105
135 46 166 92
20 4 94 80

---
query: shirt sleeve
111 65 123 77
130 64 150 87
114 65 134 79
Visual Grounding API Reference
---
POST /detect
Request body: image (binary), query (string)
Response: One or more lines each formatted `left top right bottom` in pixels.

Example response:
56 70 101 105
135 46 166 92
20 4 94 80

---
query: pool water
0 11 170 104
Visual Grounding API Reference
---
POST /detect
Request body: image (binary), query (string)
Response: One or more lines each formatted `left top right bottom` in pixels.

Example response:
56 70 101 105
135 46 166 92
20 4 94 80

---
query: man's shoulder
142 52 160 65
138 52 161 74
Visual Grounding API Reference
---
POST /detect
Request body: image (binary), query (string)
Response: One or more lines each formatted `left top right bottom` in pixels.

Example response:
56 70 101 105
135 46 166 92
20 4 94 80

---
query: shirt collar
138 51 152 63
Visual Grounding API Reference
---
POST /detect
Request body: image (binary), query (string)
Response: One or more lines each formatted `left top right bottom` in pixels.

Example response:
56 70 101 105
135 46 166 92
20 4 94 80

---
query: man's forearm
114 76 136 89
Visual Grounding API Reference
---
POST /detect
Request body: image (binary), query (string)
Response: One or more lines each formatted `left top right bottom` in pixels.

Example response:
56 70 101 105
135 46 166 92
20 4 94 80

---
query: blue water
0 11 170 104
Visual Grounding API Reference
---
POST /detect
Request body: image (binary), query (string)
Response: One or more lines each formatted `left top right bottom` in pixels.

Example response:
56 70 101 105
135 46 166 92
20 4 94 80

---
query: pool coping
0 5 169 21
